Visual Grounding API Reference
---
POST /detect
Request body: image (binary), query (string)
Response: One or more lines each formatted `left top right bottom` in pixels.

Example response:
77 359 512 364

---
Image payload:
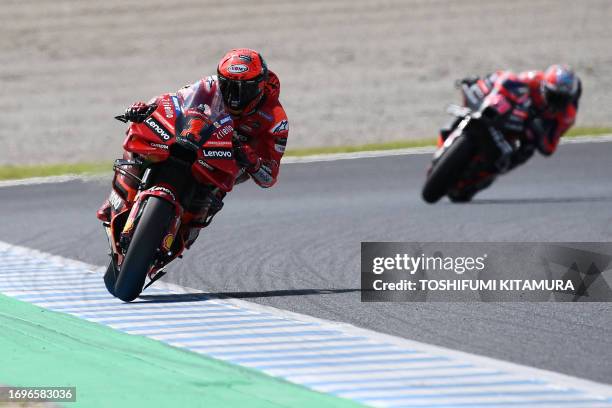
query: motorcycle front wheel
422 134 474 204
113 197 175 302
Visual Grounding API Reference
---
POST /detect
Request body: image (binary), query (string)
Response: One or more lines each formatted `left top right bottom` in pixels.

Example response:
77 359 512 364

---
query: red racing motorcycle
422 82 528 203
100 92 240 302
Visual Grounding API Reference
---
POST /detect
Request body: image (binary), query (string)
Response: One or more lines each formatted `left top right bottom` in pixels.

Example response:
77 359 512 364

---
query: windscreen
174 79 233 150
178 79 226 122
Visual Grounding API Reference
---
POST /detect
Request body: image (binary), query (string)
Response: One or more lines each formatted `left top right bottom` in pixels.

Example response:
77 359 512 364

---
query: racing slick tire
113 197 174 302
422 134 474 203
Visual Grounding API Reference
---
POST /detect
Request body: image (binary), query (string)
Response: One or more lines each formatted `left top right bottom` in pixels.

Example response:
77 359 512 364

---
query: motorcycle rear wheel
422 135 474 203
114 197 175 302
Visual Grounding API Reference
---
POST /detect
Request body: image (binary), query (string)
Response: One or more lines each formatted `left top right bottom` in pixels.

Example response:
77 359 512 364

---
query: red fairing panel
122 93 240 192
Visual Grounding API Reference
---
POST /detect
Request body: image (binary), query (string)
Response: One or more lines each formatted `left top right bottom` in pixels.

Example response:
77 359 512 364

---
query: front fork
119 185 184 276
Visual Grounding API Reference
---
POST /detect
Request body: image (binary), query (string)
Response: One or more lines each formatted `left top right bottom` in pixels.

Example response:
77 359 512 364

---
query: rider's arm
250 107 288 188
234 106 288 189
536 105 577 156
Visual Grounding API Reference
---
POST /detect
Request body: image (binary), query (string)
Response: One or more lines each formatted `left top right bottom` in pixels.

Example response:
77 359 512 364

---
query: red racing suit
459 70 580 168
176 71 289 188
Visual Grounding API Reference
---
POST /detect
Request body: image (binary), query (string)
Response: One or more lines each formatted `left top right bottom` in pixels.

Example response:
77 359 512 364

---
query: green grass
0 162 112 181
0 127 610 181
564 126 612 137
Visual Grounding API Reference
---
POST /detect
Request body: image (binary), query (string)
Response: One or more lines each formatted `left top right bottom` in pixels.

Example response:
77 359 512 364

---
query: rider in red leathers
177 49 289 188
441 64 581 173
98 49 289 225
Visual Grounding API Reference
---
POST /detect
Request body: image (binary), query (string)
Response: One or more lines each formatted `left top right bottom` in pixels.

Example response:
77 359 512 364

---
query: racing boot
184 186 226 248
97 152 144 224
96 199 112 223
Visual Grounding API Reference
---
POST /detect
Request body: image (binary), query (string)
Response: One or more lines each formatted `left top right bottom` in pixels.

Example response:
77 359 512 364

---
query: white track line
1 241 612 408
1 134 610 188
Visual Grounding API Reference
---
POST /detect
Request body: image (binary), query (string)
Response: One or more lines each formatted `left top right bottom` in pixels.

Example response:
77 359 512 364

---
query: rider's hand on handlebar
125 102 153 123
455 76 480 88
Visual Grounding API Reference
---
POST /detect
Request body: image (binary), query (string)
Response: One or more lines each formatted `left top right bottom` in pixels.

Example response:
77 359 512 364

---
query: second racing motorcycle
421 81 530 204
100 90 240 302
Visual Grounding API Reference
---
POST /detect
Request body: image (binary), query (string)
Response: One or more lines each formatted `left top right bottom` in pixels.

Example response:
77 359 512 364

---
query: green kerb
0 294 364 408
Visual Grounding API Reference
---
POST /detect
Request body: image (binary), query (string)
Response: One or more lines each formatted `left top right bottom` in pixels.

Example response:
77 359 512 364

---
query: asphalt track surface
1 140 611 385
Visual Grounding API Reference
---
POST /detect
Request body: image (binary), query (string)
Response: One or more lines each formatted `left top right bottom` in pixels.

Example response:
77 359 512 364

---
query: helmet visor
545 88 572 111
218 75 262 112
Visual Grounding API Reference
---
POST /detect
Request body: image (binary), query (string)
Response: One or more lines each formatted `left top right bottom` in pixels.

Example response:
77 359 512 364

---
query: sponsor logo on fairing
144 117 172 141
271 119 289 134
202 148 233 159
197 159 215 171
205 140 232 147
171 95 180 112
238 54 253 62
219 116 232 125
150 142 169 150
162 99 174 119
216 124 233 139
149 186 176 201
227 64 249 74
109 190 124 211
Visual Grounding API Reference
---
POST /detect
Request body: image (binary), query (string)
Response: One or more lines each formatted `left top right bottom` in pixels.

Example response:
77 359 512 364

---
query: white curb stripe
0 241 611 408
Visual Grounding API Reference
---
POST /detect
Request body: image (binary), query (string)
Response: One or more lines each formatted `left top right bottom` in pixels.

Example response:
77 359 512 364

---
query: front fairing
123 94 179 161
122 86 240 192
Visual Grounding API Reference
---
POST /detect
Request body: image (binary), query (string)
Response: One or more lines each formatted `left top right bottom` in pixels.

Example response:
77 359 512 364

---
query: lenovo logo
145 117 172 141
202 149 233 159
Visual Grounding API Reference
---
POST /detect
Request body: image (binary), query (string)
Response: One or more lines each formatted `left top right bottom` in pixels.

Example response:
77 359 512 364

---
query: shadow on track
469 196 612 205
138 288 360 304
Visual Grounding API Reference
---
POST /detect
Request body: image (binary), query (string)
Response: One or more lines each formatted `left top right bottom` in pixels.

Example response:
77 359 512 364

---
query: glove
459 76 480 86
233 142 261 172
125 102 153 123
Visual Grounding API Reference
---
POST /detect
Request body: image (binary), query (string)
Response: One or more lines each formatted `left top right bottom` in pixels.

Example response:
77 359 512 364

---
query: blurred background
1 0 611 165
